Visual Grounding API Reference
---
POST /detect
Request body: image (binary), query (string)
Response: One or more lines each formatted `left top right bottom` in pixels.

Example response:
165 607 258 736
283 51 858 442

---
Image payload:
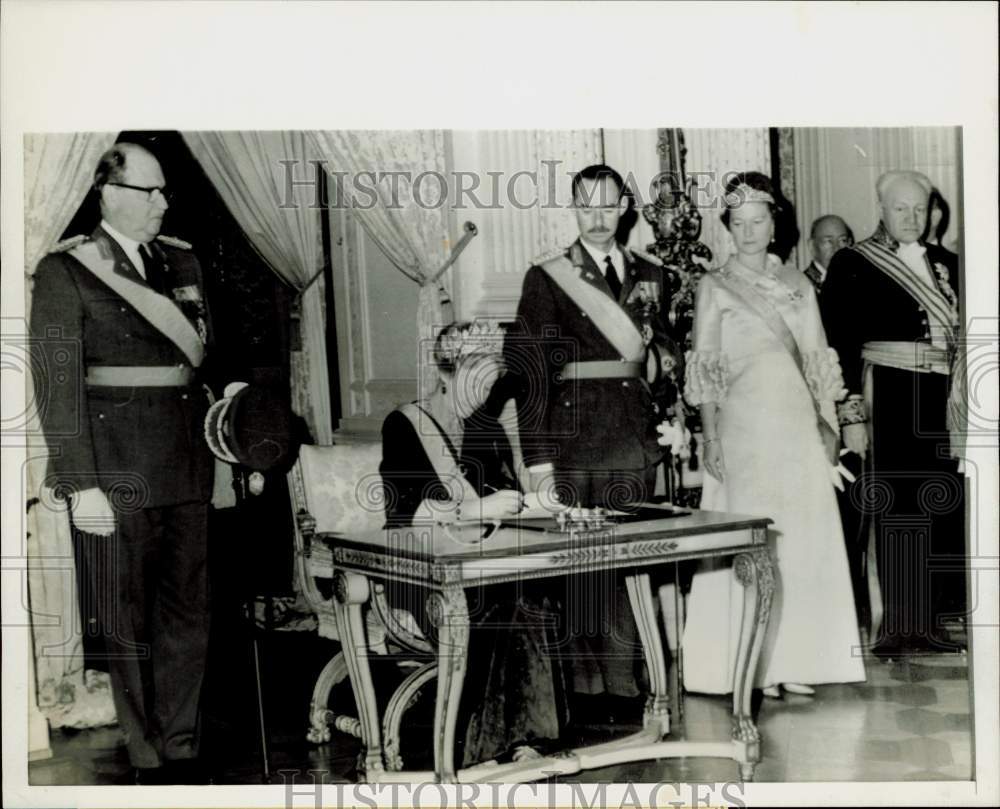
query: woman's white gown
682 256 866 693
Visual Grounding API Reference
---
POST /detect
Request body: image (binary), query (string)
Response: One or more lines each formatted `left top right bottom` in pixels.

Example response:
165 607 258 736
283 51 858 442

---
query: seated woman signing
379 321 568 766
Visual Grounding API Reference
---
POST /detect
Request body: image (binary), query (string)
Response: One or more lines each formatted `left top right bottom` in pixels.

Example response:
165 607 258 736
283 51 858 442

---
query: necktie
804 263 823 290
139 244 166 294
604 255 622 300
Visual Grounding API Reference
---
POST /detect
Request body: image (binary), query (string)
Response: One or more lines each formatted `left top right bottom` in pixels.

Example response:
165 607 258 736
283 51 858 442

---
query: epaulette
627 246 663 267
156 234 192 250
51 234 88 253
532 246 568 267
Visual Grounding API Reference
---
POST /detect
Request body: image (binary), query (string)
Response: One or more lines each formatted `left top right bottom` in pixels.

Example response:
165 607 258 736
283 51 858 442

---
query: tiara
724 183 775 207
438 320 504 364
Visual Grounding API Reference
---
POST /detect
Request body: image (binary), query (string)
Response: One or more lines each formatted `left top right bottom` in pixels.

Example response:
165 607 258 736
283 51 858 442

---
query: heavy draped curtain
182 131 333 443
25 131 120 729
308 130 450 397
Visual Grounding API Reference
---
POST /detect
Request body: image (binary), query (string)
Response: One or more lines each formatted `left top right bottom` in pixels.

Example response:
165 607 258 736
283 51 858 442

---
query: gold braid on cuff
837 396 867 426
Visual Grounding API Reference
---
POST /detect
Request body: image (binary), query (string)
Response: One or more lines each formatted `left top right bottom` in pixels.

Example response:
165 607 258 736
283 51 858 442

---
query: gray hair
876 170 933 202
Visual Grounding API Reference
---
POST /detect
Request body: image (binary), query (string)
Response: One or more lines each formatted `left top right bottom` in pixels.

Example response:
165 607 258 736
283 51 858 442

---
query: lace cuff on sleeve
684 350 729 405
803 347 847 403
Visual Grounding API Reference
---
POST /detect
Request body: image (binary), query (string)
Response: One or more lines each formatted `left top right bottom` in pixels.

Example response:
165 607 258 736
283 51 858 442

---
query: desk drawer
623 526 760 561
460 526 760 583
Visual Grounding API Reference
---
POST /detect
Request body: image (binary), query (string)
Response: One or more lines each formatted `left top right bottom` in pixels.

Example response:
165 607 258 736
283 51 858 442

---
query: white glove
829 449 857 492
69 487 115 536
656 418 692 459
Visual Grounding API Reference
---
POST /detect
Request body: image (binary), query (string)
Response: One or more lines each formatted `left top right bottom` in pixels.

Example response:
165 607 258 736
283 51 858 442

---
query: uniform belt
862 341 951 375
85 365 194 387
558 360 642 381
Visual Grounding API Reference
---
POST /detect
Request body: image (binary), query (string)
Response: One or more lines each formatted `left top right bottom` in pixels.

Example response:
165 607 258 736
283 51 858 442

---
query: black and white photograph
2 3 997 807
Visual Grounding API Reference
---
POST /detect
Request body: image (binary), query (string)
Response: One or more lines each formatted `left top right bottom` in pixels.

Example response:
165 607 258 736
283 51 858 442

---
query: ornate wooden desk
327 507 774 784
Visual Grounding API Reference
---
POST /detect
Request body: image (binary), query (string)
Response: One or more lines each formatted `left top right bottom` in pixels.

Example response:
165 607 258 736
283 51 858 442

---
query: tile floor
29 633 972 786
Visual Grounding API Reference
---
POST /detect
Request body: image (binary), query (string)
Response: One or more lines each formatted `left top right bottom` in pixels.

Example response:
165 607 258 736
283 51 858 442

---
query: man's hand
69 487 115 536
841 423 869 460
526 464 554 495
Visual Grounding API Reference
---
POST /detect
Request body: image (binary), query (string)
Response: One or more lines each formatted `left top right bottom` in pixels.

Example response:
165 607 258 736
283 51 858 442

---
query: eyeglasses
106 182 174 204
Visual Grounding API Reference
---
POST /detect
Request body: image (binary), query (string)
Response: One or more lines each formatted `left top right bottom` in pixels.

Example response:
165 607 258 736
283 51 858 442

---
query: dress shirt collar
898 240 928 261
101 220 147 279
810 259 827 281
897 239 934 287
579 238 624 282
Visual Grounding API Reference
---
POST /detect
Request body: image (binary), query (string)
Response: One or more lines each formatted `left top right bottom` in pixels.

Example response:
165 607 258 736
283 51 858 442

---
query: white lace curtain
182 131 333 443
24 131 120 730
308 130 451 397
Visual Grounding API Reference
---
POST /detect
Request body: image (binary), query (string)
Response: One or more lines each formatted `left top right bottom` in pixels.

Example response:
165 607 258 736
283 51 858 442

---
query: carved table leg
625 572 671 736
731 544 776 781
333 571 384 780
382 662 438 771
426 587 469 783
306 651 353 744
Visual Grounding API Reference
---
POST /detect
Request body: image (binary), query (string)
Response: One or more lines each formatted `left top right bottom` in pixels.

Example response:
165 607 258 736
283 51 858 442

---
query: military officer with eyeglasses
31 142 216 784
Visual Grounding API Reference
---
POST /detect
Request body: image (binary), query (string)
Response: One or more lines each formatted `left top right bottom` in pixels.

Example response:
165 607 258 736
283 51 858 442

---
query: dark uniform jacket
821 225 960 397
803 259 826 293
506 239 679 473
31 225 215 509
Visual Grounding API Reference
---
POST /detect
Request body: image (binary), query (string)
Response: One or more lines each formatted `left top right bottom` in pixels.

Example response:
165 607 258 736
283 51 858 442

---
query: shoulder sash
399 403 478 503
69 240 205 368
713 269 841 460
538 254 645 361
624 245 663 267
852 240 958 348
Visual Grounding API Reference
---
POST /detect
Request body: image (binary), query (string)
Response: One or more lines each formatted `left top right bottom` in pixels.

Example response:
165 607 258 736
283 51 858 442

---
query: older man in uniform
821 169 964 659
31 143 216 782
506 163 682 715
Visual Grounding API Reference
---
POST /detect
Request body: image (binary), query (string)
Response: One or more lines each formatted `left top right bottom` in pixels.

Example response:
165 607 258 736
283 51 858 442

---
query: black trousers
553 465 657 697
77 501 210 767
868 367 966 653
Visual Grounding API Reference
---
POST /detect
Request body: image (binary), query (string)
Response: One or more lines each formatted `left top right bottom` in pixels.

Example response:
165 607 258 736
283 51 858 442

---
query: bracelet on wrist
836 397 867 426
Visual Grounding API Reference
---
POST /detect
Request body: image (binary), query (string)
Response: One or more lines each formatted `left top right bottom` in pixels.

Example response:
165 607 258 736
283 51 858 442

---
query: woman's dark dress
379 403 569 766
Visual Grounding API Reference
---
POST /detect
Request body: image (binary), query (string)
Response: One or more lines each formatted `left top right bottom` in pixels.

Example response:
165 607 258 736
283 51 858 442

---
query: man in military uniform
31 143 215 782
821 170 965 659
509 163 680 509
505 163 682 712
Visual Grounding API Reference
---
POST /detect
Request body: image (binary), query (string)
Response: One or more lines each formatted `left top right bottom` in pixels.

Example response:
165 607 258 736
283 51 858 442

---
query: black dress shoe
164 758 212 785
134 767 166 785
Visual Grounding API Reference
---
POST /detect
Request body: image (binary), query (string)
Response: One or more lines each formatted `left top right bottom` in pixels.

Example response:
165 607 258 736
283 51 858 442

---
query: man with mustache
821 169 965 659
505 163 681 716
31 142 215 783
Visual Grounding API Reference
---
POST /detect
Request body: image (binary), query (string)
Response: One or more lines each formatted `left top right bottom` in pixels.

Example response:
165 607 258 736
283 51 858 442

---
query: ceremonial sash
714 269 841 467
852 240 958 349
70 240 205 368
538 254 645 362
853 240 964 459
399 403 478 504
